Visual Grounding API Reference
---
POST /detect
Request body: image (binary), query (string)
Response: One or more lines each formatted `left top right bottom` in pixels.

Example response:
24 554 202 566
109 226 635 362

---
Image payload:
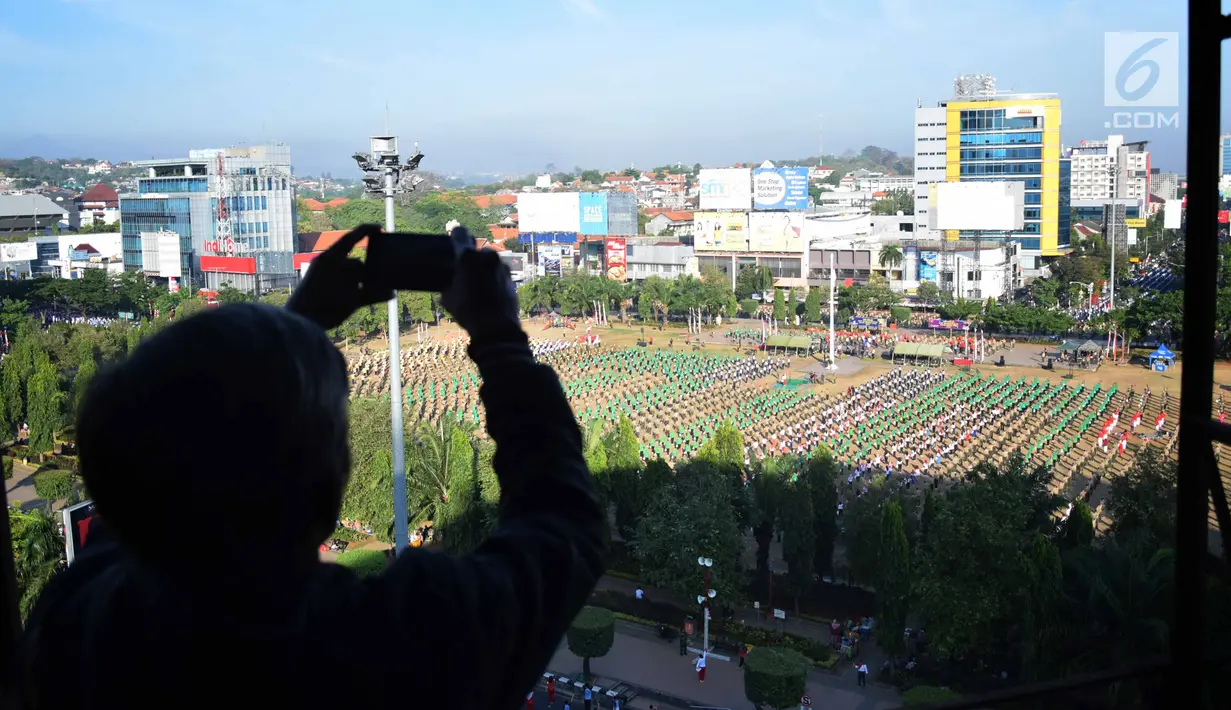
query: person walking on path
738 644 748 668
526 691 535 710
547 677 556 706
855 662 868 687
583 685 593 710
695 653 708 683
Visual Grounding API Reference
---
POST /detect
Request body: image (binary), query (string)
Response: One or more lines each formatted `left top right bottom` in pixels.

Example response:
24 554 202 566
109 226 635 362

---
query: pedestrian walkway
595 576 889 687
549 621 898 710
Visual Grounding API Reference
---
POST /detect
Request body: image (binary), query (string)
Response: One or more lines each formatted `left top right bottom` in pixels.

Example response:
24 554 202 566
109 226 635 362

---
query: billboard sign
929 182 1026 231
518 193 582 233
694 212 749 251
749 213 803 252
1164 199 1182 229
1124 218 1147 228
929 318 968 330
579 193 608 236
61 499 98 566
849 316 885 329
919 250 938 281
538 245 573 277
158 232 182 278
0 242 37 262
605 237 627 280
698 168 752 210
753 167 810 210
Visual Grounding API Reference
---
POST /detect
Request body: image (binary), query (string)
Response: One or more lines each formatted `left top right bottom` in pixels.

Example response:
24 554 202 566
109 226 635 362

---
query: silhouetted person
7 226 604 709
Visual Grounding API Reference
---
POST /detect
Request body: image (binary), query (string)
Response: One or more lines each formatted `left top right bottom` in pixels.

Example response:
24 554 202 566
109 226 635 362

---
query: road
546 622 898 710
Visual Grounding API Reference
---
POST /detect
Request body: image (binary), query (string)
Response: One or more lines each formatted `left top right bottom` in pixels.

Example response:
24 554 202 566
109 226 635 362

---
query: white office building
913 105 948 241
1067 135 1151 202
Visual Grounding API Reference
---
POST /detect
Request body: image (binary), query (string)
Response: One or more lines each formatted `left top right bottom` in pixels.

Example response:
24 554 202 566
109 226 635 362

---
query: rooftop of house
77 183 119 205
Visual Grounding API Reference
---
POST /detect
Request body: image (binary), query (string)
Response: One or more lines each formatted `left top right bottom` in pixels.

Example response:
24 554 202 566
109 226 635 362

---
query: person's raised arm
374 239 603 709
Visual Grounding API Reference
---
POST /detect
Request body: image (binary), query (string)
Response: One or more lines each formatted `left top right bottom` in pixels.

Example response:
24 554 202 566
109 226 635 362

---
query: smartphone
364 231 460 293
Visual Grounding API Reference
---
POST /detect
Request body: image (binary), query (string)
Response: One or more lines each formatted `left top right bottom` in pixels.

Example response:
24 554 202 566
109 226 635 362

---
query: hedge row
32 469 74 501
2 456 12 481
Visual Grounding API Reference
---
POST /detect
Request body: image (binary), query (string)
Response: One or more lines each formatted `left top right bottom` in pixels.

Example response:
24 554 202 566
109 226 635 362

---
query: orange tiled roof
325 197 349 207
302 198 327 211
471 194 519 209
488 225 519 242
663 211 694 222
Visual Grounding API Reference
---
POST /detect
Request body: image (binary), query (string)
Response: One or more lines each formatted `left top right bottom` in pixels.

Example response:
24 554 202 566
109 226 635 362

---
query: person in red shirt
547 677 556 706
526 691 535 710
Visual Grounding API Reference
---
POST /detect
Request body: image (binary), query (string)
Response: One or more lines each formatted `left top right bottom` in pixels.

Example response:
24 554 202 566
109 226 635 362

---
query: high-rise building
1150 169 1179 200
913 78 1067 270
1221 134 1231 175
120 143 296 293
1067 135 1151 202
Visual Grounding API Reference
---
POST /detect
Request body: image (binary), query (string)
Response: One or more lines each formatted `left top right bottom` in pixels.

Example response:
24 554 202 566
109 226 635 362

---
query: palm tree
879 243 905 282
11 506 63 618
405 417 476 529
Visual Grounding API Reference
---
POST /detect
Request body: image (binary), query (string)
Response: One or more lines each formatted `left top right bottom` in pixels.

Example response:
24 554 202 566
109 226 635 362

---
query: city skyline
0 0 1192 176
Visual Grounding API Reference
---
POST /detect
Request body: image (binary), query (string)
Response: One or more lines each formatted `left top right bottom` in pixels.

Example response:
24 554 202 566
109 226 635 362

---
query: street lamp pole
1108 163 1119 312
696 557 717 655
354 135 426 554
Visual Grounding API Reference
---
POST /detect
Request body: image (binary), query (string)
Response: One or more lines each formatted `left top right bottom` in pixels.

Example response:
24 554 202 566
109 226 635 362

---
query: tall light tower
827 252 838 370
696 557 717 655
353 135 426 554
1107 161 1119 312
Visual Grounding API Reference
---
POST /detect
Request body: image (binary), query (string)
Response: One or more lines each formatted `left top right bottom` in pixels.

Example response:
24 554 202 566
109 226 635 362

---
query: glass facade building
119 197 194 274
1222 135 1231 175
1058 158 1071 249
945 97 1064 261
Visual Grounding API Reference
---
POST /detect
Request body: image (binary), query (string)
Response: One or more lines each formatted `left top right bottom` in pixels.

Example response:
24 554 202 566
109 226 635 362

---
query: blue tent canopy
1148 344 1175 370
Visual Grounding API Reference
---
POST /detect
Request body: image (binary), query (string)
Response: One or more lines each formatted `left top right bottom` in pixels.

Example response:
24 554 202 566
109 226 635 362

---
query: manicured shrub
744 646 810 710
32 469 73 501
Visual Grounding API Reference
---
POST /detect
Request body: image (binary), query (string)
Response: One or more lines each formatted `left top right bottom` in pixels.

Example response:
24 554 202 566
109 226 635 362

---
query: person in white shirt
695 653 707 683
635 587 644 601
855 662 869 687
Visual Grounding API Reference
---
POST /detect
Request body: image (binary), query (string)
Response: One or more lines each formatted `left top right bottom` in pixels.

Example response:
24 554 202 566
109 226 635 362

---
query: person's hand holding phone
441 227 521 344
287 224 393 330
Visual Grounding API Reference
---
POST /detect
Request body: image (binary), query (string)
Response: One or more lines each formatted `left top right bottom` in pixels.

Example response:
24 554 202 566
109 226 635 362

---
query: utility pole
353 135 426 554
828 252 837 370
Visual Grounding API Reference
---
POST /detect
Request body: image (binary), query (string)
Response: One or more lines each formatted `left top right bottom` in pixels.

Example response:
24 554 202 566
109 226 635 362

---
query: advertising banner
929 318 968 330
518 193 582 233
604 237 627 280
0 242 37 262
698 168 752 210
538 245 573 277
1164 199 1182 229
579 193 608 236
748 213 803 252
157 233 182 278
694 212 749 251
1220 210 1229 225
849 316 885 329
919 250 938 281
1124 218 1147 228
753 167 810 210
929 181 1026 231
606 192 638 235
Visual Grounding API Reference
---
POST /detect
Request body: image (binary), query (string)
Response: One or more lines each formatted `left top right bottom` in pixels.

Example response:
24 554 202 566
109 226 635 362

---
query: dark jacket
8 330 604 709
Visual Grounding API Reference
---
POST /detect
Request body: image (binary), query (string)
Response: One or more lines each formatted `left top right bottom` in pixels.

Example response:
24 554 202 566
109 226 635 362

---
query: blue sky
0 0 1196 177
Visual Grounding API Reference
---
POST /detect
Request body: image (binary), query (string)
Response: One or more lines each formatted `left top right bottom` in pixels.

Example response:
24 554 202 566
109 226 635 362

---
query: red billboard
199 255 256 274
605 237 627 281
1220 210 1230 224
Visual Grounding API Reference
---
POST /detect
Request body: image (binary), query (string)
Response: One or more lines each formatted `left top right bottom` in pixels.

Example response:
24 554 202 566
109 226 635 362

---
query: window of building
261 196 267 210
262 221 268 232
281 179 287 190
246 196 254 211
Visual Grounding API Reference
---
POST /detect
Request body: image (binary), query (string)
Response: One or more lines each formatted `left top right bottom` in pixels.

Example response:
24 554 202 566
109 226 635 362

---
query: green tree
916 281 941 307
778 475 816 612
580 169 604 185
26 358 61 454
1059 498 1094 549
803 453 839 578
72 349 97 417
901 687 962 706
879 243 905 277
9 506 64 619
876 500 911 663
327 198 386 230
566 606 615 681
772 288 786 321
216 283 252 305
632 460 747 603
1104 447 1176 545
804 288 822 323
748 459 783 586
743 646 810 710
695 419 744 469
890 306 910 326
735 265 773 301
840 479 918 587
1 357 22 438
